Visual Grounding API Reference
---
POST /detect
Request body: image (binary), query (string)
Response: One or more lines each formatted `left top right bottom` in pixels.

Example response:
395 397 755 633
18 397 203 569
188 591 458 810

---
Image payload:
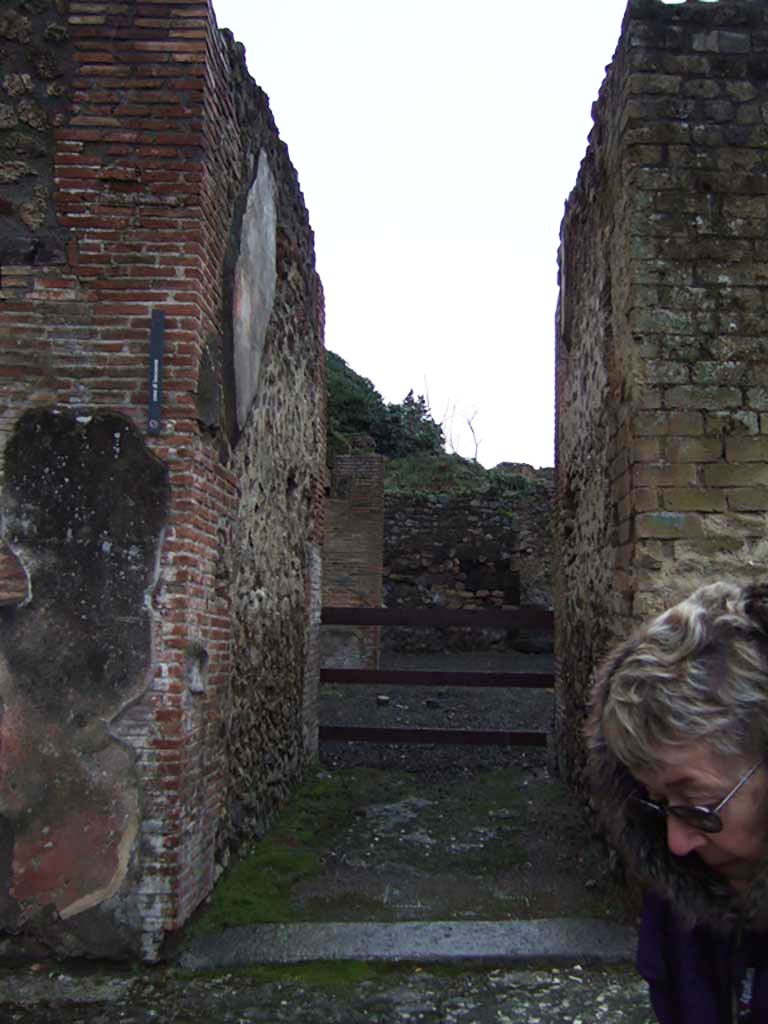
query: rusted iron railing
320 606 554 747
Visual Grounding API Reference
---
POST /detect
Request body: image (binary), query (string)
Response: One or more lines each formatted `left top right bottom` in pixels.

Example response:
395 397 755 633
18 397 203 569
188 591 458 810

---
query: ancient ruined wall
322 455 384 669
557 0 768 790
555 6 632 788
384 477 553 652
210 30 326 854
0 0 324 960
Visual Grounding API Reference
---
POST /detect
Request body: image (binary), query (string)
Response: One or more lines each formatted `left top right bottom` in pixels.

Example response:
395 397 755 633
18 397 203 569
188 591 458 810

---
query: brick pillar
322 454 385 669
0 0 323 959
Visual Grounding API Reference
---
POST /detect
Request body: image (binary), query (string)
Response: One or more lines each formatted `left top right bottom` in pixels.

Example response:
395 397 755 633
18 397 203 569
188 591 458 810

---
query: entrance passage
320 606 554 748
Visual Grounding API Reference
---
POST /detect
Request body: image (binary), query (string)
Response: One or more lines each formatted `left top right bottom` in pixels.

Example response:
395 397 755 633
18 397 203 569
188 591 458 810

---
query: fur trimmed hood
586 640 768 937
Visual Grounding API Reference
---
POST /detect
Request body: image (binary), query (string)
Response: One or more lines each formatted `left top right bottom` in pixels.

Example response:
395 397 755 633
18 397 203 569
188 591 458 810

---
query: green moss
184 764 606 940
383 452 551 497
384 453 487 494
187 767 409 937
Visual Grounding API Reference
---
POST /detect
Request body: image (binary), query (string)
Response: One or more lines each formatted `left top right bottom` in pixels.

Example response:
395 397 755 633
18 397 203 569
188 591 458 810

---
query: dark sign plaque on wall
147 309 165 436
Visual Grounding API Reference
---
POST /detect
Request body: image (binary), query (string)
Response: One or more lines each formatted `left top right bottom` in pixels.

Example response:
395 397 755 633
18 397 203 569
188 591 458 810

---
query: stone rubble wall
383 475 554 653
557 0 768 791
0 0 324 961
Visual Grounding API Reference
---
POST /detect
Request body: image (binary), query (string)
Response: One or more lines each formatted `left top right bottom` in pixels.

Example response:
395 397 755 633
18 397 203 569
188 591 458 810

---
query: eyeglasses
630 757 765 835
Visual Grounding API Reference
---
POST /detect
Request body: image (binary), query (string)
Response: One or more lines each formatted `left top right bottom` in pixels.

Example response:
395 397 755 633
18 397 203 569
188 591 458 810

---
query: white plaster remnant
233 149 277 431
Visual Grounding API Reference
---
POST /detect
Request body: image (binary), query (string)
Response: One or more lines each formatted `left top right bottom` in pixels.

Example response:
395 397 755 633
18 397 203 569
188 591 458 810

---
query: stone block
636 512 704 540
634 462 698 488
737 102 762 124
717 149 763 174
670 411 705 435
627 73 682 96
725 81 759 101
692 124 725 146
633 412 669 436
666 437 723 462
723 195 768 219
683 79 721 99
625 122 691 145
727 487 768 511
705 411 759 436
706 100 737 123
635 386 665 411
748 388 768 410
719 31 752 54
635 487 659 513
635 260 694 287
675 538 745 561
626 144 665 165
701 512 766 539
692 30 720 54
665 385 742 411
642 360 690 384
704 463 768 487
660 54 712 76
663 488 727 512
632 438 663 463
725 436 768 462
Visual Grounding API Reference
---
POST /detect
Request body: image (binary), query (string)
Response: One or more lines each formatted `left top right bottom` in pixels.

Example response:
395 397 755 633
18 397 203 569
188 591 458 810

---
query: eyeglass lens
630 796 722 833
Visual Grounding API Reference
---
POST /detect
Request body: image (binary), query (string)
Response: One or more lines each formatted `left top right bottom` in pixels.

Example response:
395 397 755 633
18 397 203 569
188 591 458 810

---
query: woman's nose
666 814 707 857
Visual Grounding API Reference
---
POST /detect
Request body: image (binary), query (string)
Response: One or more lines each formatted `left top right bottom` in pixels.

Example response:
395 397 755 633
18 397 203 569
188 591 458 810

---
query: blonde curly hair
599 581 768 773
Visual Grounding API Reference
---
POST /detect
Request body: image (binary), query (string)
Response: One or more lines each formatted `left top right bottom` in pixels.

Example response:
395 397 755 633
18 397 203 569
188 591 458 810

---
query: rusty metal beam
320 669 554 688
321 606 554 629
319 726 548 747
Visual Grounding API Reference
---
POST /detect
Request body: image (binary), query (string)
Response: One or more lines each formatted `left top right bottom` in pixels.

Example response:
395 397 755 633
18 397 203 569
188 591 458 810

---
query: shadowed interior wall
0 0 324 960
557 0 768 793
322 455 385 669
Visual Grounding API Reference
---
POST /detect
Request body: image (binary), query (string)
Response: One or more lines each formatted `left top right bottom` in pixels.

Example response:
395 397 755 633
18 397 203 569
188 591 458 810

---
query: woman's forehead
634 742 738 791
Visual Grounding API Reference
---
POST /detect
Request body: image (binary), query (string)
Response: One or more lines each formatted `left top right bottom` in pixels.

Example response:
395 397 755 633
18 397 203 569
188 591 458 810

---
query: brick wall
0 0 324 960
322 454 384 669
556 0 768 791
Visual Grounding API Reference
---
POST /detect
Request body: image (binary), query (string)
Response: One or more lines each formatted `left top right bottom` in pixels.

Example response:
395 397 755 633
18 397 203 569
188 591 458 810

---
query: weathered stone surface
17 98 46 130
0 105 17 130
216 29 325 857
382 474 553 654
0 0 70 264
557 0 768 795
18 183 46 229
0 161 34 183
0 409 169 952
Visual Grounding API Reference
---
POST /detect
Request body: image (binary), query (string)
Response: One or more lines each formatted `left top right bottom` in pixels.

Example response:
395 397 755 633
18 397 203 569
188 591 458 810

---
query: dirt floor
0 962 655 1023
310 650 637 927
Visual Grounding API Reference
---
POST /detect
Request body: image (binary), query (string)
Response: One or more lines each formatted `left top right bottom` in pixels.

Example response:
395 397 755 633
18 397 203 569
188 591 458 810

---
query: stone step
176 918 637 972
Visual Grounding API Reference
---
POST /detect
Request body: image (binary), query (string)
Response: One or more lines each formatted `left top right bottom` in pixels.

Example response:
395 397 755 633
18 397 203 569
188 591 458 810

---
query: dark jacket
587 645 768 1023
639 889 768 1023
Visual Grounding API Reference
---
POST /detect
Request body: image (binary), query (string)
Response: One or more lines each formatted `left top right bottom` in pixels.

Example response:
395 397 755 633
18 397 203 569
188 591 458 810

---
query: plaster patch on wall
0 409 169 929
233 150 277 431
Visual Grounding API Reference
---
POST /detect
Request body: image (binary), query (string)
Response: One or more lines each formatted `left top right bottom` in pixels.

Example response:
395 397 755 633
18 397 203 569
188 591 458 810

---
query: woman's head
599 581 768 777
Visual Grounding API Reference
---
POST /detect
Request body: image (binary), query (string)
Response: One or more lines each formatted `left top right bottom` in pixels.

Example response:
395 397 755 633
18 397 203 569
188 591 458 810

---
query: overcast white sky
212 0 637 468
